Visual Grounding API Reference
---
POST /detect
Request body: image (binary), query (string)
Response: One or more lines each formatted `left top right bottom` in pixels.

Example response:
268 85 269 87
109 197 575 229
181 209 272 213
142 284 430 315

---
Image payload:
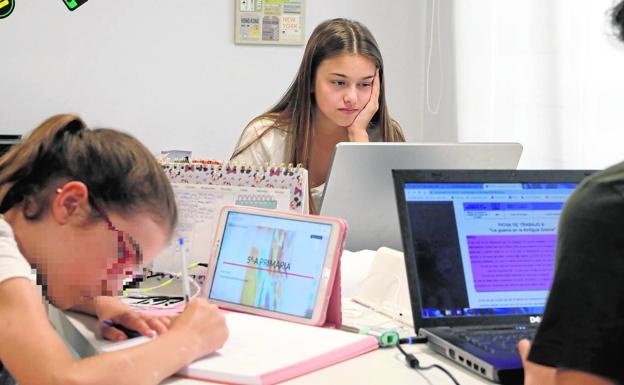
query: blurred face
313 53 377 128
4 182 171 309
53 210 169 307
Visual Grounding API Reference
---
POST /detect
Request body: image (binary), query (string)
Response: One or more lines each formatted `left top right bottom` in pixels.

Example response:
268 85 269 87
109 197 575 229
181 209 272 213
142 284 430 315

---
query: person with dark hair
230 18 405 213
518 3 624 384
0 115 228 385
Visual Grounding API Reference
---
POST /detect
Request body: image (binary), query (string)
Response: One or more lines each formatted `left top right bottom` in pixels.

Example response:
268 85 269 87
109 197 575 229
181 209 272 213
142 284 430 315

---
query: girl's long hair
232 18 405 167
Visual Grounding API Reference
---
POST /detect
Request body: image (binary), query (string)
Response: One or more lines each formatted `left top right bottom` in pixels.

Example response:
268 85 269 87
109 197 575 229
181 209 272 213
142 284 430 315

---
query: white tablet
203 206 347 325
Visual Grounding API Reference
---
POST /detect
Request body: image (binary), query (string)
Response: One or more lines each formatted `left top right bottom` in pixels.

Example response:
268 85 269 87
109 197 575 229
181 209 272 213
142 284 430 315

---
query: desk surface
49 249 492 385
50 306 492 385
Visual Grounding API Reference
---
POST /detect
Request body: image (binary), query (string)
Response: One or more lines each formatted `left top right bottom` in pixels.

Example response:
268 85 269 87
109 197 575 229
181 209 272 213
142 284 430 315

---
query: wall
451 0 624 169
0 0 426 159
421 0 458 141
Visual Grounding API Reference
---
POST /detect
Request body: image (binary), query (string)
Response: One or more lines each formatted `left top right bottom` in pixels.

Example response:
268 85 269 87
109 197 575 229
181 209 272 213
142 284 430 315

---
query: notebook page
95 311 377 385
181 311 377 384
153 183 290 273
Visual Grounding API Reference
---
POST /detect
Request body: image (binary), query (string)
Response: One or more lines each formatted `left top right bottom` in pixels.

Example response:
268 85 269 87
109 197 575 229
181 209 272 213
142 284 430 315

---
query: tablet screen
208 211 333 319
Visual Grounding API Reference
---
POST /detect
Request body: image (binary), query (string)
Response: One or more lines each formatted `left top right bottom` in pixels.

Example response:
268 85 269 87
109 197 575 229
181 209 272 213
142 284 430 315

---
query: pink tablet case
319 215 347 328
143 209 348 327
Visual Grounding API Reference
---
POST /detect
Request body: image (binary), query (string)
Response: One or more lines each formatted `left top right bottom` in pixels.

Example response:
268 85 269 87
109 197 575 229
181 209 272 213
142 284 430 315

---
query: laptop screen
402 181 577 320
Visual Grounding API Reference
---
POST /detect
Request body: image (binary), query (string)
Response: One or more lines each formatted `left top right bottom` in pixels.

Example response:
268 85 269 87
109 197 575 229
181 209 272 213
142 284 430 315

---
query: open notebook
97 311 377 385
153 161 309 273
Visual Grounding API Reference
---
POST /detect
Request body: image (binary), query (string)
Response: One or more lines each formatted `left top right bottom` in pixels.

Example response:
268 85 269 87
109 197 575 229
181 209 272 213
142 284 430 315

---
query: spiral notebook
152 161 309 273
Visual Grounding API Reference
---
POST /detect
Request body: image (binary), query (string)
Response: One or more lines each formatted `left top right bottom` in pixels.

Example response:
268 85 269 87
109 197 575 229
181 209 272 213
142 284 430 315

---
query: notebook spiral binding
160 159 308 213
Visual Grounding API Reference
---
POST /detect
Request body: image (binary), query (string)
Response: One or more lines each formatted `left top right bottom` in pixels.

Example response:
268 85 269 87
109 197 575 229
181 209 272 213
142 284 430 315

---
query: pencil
179 237 191 304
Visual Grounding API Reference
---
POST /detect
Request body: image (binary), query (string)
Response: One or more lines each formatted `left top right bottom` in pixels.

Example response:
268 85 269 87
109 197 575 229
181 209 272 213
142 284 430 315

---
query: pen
179 237 191 304
102 320 142 339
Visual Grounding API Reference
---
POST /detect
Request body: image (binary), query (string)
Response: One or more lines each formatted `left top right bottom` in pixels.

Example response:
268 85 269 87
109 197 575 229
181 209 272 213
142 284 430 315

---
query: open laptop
392 169 594 384
319 143 523 251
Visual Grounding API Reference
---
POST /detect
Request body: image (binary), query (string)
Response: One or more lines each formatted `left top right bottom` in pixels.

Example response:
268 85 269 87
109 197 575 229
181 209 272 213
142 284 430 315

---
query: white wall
452 0 624 169
422 0 458 141
0 0 426 159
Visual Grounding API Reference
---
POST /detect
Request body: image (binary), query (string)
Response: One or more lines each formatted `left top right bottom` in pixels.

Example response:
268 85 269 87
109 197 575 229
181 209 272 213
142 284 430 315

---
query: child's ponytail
0 114 86 214
0 114 177 234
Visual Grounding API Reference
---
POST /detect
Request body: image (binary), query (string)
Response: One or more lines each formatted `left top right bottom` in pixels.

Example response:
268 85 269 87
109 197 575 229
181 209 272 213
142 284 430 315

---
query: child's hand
346 68 380 142
95 296 171 341
171 298 228 358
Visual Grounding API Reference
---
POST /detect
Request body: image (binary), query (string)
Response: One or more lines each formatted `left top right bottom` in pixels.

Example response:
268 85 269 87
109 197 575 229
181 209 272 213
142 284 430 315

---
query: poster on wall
235 0 305 45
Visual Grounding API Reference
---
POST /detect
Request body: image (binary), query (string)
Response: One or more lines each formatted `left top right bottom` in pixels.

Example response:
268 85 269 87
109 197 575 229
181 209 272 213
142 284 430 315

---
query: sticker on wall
0 0 15 20
235 0 305 45
62 0 89 11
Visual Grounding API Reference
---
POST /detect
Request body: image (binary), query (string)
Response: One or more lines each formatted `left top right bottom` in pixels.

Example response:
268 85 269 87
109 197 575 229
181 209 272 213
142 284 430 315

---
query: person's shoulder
0 272 43 327
0 216 13 237
566 161 624 212
242 115 290 143
244 114 288 134
0 218 35 285
584 160 624 189
560 162 624 237
248 115 277 131
231 114 291 164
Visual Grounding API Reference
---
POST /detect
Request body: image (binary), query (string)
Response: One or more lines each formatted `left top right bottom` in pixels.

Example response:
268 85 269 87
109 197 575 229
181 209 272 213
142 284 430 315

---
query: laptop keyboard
457 328 536 355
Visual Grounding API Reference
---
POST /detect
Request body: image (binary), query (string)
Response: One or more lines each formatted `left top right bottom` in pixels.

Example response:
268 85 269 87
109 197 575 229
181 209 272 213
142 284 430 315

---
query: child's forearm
60 329 198 385
70 296 129 320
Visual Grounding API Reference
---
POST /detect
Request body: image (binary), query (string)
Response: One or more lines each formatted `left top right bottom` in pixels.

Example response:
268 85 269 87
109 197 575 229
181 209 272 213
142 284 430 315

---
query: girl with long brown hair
231 18 405 213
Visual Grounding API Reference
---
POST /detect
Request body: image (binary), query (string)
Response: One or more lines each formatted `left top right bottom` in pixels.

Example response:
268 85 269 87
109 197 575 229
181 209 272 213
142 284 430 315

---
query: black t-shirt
528 160 624 383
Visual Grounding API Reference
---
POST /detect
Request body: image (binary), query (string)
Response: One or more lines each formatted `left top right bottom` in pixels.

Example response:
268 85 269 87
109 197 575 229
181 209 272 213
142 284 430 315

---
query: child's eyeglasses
90 200 143 267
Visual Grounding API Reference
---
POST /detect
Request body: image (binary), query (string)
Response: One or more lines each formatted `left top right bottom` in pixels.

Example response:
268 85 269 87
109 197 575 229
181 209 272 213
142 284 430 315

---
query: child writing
0 114 228 385
230 18 405 213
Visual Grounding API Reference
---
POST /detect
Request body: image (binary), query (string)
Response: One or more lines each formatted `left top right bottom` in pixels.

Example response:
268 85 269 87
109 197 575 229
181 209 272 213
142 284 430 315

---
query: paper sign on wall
235 0 305 45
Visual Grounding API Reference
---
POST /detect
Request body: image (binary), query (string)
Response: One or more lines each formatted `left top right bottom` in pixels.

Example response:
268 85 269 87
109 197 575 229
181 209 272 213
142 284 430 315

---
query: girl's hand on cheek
346 68 380 142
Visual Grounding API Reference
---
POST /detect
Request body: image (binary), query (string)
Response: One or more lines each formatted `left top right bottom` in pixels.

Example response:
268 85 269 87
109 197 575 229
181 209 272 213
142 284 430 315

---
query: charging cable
395 341 461 385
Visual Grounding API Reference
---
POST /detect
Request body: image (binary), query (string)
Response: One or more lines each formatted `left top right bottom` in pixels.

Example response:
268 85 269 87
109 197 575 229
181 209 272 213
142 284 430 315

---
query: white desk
49 250 492 385
50 307 490 385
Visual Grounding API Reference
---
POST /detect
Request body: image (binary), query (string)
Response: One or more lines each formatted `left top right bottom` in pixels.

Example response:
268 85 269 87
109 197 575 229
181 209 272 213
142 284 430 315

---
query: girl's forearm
61 328 197 385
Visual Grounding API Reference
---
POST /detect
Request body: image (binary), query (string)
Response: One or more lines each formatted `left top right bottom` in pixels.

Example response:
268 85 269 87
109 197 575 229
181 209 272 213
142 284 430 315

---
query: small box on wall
235 0 305 46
